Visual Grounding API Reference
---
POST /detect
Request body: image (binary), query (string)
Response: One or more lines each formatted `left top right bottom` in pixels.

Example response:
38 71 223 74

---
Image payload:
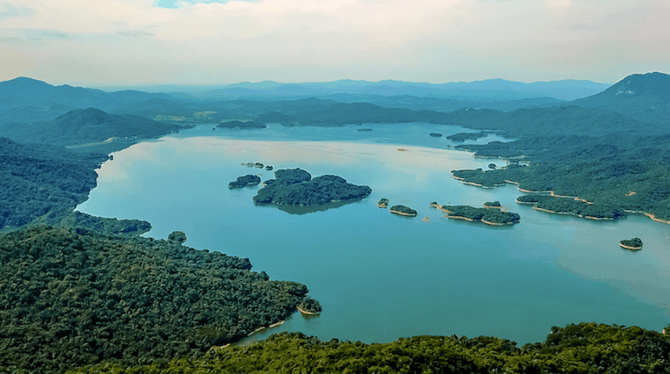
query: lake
77 123 670 345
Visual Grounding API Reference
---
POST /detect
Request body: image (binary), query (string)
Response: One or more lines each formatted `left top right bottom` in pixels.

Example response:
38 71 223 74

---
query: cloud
118 30 155 37
0 3 31 19
0 0 669 84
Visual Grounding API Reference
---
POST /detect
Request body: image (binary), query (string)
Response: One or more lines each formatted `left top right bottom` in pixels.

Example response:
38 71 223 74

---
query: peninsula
252 168 371 206
516 195 626 220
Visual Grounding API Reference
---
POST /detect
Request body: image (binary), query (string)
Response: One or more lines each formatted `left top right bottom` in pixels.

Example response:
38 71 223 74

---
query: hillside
0 137 109 229
0 107 189 147
574 72 670 124
0 226 312 373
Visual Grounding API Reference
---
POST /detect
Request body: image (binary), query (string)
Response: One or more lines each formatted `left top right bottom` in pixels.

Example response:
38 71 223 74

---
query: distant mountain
0 77 179 124
0 107 188 146
573 72 670 124
149 78 608 102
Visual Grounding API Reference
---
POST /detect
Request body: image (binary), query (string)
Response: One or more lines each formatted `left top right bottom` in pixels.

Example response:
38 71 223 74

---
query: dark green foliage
378 198 390 208
483 201 501 207
168 230 187 243
298 297 322 313
228 175 261 189
517 195 627 220
32 211 152 237
389 205 418 216
0 137 109 229
429 132 442 137
442 205 520 224
0 227 310 373
446 131 488 142
620 237 643 249
67 323 670 374
216 120 266 129
253 168 371 206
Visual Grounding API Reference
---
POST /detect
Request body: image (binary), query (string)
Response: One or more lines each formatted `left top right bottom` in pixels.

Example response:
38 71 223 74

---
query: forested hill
0 77 177 124
574 72 670 124
0 107 188 147
0 226 312 373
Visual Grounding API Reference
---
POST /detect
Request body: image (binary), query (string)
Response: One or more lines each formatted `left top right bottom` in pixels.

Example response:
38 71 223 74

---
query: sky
0 0 669 86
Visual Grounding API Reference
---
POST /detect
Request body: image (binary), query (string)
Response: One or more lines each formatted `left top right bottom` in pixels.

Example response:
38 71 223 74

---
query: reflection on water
78 123 670 345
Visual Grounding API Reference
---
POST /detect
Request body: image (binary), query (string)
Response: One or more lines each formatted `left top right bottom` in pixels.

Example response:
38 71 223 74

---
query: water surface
78 123 670 345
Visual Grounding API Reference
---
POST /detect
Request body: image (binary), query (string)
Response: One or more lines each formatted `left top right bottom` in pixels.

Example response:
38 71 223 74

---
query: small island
217 120 267 129
389 205 418 217
265 165 273 171
253 168 371 206
483 201 502 209
229 174 262 189
357 128 373 132
297 297 322 315
241 162 265 169
378 198 390 208
620 237 643 250
438 204 520 225
429 132 443 137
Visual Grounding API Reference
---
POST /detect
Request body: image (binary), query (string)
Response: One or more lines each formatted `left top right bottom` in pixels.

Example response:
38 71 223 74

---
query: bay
77 123 670 345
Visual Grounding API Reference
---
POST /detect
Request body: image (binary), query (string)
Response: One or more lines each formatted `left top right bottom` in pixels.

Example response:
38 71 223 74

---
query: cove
77 123 670 345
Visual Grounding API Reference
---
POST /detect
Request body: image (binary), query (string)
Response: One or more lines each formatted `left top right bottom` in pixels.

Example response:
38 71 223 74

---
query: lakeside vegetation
67 323 670 374
516 195 627 220
0 227 311 373
253 168 371 206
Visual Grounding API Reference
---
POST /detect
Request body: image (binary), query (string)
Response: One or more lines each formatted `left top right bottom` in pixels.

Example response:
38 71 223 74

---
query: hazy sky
0 0 668 86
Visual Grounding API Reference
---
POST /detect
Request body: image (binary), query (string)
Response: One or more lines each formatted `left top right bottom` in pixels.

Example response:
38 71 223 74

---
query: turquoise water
77 123 670 345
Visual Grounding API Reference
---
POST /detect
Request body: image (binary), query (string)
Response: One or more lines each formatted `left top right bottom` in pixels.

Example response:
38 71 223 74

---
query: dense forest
253 168 372 206
67 323 670 374
0 227 313 373
0 137 109 229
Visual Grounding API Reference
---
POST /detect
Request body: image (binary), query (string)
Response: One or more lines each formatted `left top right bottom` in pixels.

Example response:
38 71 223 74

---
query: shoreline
531 206 614 221
390 209 418 217
297 306 320 315
619 243 642 250
453 173 670 225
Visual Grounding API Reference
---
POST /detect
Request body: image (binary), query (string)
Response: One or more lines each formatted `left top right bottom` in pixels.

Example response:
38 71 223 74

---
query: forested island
0 227 313 373
377 198 389 208
68 323 670 374
516 194 627 220
438 204 521 225
252 168 371 206
446 131 489 142
389 205 418 217
620 237 643 250
484 201 502 208
228 174 262 189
